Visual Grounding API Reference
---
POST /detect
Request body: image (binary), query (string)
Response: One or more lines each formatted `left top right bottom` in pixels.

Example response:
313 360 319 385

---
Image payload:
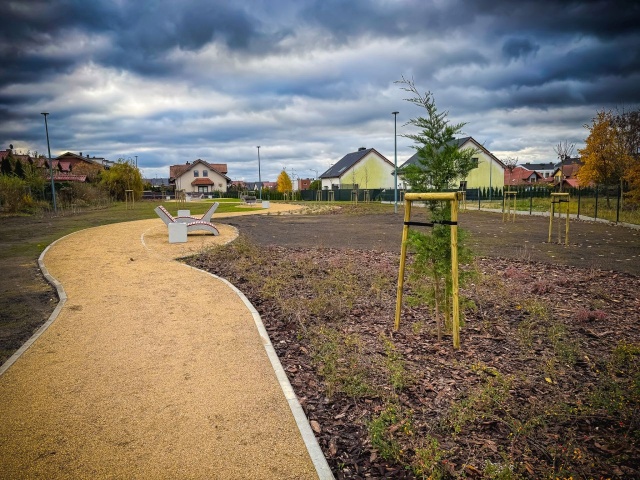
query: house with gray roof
399 137 505 191
319 147 395 190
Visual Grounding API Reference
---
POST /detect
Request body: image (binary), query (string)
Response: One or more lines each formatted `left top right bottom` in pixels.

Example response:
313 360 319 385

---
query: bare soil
188 206 640 479
225 207 640 275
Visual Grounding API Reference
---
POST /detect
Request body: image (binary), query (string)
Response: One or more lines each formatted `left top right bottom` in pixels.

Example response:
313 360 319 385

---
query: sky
1 0 639 183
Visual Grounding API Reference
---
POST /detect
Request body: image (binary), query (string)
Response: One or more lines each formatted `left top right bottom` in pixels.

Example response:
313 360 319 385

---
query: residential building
552 157 583 187
319 147 395 190
169 159 231 194
505 166 543 187
51 152 105 180
521 162 556 179
399 137 505 191
298 178 312 191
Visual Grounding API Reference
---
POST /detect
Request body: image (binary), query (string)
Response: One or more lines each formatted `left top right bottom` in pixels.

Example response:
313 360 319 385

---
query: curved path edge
2 214 334 479
0 232 75 377
182 263 334 480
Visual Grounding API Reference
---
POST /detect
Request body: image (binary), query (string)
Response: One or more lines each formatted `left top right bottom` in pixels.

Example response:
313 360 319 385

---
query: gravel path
0 204 325 479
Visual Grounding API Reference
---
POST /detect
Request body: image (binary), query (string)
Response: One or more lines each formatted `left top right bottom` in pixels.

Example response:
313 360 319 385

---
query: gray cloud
0 0 639 181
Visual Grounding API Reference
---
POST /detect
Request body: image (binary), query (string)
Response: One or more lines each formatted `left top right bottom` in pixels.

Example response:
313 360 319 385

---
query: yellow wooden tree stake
548 193 570 245
395 192 462 349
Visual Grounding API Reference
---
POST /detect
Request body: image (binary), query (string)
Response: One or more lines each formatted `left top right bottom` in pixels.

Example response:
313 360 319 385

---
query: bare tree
503 156 518 191
554 141 575 192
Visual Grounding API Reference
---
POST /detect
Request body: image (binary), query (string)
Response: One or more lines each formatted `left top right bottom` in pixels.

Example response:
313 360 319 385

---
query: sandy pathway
0 204 328 479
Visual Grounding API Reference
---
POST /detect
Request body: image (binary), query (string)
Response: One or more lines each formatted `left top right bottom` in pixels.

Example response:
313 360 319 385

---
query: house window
197 185 207 192
193 170 199 177
203 170 208 177
471 157 479 168
459 181 467 191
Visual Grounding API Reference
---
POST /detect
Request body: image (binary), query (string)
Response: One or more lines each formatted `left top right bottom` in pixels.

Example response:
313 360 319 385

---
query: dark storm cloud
1 0 639 179
502 38 539 61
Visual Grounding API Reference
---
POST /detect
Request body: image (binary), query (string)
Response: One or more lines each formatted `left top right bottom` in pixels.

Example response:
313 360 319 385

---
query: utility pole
41 112 57 213
392 111 399 213
256 146 262 201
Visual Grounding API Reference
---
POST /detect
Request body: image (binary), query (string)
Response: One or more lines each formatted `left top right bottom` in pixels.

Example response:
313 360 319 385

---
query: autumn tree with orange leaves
276 169 292 194
578 110 631 207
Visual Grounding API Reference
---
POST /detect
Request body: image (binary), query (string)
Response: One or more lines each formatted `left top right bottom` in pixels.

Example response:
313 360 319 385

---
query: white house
169 159 231 194
319 147 395 190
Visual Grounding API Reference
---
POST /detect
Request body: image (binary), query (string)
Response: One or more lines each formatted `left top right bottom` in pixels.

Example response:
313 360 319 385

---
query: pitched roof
553 162 581 178
399 137 506 169
320 148 392 178
170 159 231 181
506 166 543 184
521 162 556 171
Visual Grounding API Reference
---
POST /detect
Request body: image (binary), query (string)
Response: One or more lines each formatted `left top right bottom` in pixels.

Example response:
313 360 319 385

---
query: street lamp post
41 112 57 213
392 111 399 214
256 146 262 201
135 155 138 168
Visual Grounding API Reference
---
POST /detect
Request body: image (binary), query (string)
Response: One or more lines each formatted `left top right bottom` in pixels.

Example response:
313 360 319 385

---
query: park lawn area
0 199 261 364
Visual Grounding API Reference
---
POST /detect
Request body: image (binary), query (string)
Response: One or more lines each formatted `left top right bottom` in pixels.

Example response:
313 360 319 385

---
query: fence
465 184 637 225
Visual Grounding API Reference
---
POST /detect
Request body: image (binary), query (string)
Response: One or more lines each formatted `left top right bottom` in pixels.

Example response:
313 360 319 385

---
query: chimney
358 147 366 151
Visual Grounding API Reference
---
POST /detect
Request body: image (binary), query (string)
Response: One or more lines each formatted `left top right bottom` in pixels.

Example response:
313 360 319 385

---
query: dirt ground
189 207 640 478
226 208 640 275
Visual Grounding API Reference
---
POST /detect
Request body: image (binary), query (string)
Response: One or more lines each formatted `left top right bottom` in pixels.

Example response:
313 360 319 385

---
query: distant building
169 159 231 194
297 178 312 191
399 137 505 191
320 147 395 190
520 162 555 179
505 166 543 186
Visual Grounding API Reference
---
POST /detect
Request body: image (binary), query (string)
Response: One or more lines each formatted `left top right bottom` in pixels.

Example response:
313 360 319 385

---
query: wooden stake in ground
503 191 516 222
549 192 570 245
395 191 462 349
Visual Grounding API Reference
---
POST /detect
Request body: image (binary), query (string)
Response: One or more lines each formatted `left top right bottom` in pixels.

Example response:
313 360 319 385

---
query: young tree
554 141 575 192
396 77 477 341
503 156 519 191
276 170 292 193
578 110 630 206
396 76 478 191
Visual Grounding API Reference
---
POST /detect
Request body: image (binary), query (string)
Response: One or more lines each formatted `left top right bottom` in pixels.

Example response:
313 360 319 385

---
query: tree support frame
395 192 463 349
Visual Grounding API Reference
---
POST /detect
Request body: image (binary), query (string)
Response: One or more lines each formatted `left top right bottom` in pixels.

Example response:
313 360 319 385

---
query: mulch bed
188 241 640 479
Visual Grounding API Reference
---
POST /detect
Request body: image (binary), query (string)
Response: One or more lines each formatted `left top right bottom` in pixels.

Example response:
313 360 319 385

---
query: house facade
319 147 395 190
169 160 231 194
552 158 582 186
505 166 543 187
399 137 505 191
52 152 105 180
521 162 555 179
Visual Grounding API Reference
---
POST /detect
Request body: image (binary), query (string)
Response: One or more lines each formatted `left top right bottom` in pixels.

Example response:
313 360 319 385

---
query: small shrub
531 279 552 295
367 403 414 463
575 307 608 322
413 435 446 479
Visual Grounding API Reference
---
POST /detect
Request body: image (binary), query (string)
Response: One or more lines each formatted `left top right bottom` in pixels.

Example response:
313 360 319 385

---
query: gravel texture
0 204 320 479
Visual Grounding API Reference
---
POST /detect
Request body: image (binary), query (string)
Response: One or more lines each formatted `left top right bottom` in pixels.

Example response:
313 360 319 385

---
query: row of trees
0 153 143 214
579 108 640 204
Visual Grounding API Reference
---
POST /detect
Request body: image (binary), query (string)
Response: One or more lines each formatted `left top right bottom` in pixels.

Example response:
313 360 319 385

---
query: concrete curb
0 233 74 377
183 263 335 480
